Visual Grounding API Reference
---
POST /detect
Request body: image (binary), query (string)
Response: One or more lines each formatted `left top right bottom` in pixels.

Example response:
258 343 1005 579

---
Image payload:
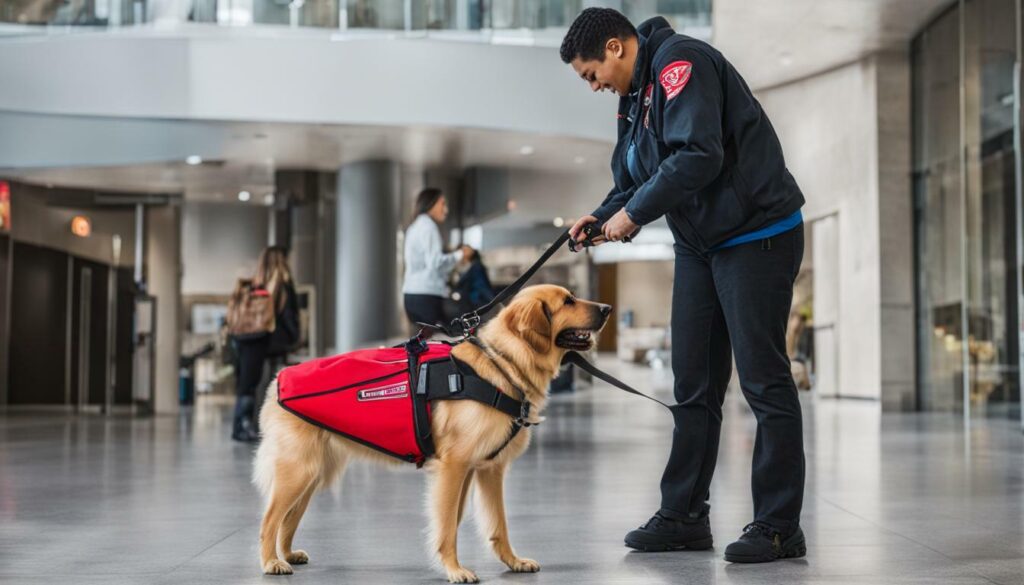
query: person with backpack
227 246 299 442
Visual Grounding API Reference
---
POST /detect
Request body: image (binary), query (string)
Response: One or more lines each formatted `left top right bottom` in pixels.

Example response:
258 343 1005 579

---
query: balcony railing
0 0 711 41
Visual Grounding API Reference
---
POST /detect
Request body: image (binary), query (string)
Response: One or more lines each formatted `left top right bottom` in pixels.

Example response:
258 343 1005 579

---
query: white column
147 205 181 414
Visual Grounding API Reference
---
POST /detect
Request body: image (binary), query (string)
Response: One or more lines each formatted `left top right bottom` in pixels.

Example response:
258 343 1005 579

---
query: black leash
561 351 680 416
417 230 573 337
418 223 626 338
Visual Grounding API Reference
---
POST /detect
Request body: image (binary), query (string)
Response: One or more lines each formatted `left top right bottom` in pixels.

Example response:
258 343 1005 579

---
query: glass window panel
914 6 965 412
964 0 1020 419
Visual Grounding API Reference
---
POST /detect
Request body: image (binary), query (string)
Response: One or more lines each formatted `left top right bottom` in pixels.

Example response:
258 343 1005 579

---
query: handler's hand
569 215 600 243
602 208 639 242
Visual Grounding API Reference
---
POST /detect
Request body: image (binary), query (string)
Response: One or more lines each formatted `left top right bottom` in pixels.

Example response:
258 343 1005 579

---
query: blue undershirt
626 141 802 251
711 210 803 251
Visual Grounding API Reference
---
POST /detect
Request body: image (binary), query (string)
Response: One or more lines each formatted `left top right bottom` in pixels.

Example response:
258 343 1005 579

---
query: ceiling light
519 145 535 156
185 155 203 165
238 190 251 202
553 217 565 228
507 200 518 211
574 156 586 164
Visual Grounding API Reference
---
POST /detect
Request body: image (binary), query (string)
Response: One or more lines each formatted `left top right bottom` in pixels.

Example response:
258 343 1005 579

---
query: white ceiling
5 122 615 205
715 0 952 90
6 0 956 221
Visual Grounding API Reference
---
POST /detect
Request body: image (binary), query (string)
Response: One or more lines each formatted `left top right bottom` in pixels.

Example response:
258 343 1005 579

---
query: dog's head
497 285 612 355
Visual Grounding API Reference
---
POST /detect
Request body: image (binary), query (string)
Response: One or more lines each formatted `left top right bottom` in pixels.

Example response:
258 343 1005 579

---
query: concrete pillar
277 170 337 357
336 161 400 352
147 204 181 414
875 51 916 411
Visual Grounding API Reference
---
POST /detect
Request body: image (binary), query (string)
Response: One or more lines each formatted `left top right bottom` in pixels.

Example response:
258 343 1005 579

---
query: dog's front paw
285 550 309 564
262 559 293 575
446 566 479 583
508 557 540 573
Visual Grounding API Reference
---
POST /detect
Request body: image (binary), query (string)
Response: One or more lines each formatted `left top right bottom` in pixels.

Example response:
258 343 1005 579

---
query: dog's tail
252 379 280 499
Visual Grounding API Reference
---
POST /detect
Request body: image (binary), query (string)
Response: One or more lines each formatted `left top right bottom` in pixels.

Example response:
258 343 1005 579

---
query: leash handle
561 351 678 412
567 223 600 252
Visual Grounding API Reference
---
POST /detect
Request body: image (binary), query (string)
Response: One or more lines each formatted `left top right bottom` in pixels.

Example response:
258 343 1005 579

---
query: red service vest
277 343 453 464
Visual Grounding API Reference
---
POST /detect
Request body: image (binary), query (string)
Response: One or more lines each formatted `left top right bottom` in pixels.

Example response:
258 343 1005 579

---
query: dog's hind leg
429 460 478 583
475 465 539 574
260 461 315 575
279 479 317 565
277 446 349 566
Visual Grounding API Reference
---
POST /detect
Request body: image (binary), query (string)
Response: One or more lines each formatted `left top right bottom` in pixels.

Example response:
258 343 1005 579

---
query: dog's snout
599 304 613 318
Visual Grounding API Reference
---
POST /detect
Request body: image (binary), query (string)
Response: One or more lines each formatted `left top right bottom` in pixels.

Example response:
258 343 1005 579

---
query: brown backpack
227 278 276 340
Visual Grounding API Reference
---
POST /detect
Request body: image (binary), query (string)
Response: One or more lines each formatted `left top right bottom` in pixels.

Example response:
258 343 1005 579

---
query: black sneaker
624 512 714 552
723 522 806 563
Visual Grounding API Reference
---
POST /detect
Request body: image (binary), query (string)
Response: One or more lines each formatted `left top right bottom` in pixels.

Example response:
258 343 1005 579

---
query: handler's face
570 38 633 97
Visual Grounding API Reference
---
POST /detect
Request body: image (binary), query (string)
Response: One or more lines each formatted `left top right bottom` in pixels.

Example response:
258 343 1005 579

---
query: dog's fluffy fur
254 285 610 583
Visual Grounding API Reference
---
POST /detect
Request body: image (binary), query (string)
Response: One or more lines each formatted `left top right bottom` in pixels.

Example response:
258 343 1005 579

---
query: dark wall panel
9 242 68 404
0 234 10 402
114 268 134 405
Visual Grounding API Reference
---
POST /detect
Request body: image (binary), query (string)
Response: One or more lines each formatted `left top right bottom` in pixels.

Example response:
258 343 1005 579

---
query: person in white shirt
403 188 474 330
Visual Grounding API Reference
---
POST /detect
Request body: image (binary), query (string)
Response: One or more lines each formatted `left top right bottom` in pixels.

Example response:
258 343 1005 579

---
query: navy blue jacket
593 17 804 252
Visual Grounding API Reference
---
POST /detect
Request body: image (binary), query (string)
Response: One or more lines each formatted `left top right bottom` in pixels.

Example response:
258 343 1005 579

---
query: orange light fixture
70 215 92 237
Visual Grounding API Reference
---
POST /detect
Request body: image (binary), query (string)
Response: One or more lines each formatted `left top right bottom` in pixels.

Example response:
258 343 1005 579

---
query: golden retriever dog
254 284 611 583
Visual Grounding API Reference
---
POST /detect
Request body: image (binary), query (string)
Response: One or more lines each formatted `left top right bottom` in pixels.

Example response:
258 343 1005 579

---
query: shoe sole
723 539 806 563
624 536 714 552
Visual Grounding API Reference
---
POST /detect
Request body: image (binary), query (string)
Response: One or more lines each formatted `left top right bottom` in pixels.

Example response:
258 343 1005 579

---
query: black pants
659 224 805 534
404 294 447 327
236 338 268 398
252 354 287 435
233 337 268 436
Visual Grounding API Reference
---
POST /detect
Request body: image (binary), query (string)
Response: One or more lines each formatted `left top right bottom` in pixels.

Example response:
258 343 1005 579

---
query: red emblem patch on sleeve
659 61 693 100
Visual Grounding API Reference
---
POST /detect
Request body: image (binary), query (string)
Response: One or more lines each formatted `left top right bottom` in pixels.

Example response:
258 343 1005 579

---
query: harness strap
406 337 436 466
462 337 537 460
423 357 533 460
466 337 536 399
424 360 527 421
485 419 527 461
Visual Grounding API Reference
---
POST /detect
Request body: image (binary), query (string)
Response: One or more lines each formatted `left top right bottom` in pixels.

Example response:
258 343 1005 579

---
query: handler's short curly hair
559 7 637 64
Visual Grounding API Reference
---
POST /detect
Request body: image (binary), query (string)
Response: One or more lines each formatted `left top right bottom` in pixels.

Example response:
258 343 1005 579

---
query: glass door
963 0 1022 422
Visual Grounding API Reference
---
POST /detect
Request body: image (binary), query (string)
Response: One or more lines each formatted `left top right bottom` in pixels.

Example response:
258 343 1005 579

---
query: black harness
404 336 533 464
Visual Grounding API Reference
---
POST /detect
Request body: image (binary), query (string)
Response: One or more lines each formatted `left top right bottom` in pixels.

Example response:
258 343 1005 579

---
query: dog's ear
505 298 552 354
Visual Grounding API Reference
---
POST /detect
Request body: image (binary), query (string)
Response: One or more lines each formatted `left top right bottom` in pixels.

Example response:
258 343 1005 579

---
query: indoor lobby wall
756 53 915 408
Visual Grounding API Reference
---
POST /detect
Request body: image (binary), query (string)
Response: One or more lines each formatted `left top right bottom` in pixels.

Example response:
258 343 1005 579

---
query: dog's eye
564 296 576 306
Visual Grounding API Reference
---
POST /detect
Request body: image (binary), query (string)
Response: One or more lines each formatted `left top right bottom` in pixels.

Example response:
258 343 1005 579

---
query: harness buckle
456 312 481 337
447 374 462 394
405 334 429 356
517 401 531 426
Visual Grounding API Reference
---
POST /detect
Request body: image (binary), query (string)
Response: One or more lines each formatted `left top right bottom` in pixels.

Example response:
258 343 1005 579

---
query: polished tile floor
1 358 1023 585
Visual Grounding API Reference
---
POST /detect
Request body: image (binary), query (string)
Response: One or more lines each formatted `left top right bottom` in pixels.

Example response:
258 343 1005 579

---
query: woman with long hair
232 246 299 442
402 188 473 329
